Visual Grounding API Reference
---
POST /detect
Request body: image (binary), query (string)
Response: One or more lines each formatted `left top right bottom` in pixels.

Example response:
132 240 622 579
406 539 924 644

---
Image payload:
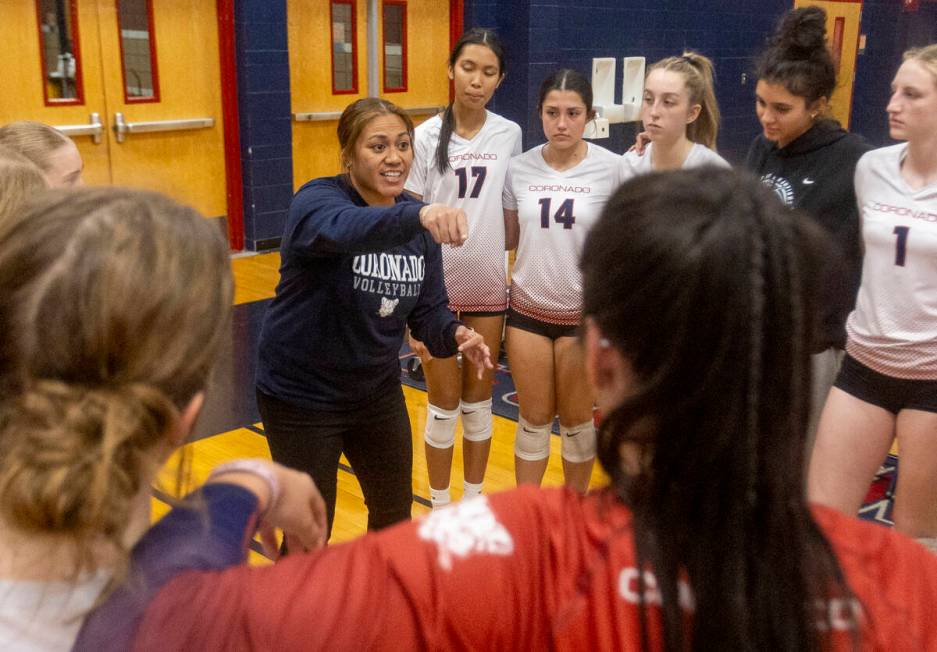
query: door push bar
54 113 104 145
293 106 444 122
113 112 215 143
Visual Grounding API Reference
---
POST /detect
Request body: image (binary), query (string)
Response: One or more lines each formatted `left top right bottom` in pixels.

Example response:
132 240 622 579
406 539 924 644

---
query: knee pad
561 421 596 463
514 417 552 461
424 404 459 449
461 398 493 442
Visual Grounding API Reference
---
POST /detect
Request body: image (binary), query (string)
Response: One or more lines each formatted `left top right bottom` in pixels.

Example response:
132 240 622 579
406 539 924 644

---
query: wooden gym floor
152 252 607 564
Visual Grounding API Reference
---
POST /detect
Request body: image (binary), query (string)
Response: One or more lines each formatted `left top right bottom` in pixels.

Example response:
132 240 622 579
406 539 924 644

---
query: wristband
208 460 280 518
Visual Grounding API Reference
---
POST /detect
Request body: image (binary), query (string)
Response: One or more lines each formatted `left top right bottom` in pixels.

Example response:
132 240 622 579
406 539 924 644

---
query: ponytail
435 103 457 174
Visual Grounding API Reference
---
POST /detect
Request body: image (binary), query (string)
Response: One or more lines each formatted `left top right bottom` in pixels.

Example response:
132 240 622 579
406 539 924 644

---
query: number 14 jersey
503 143 622 325
846 144 937 379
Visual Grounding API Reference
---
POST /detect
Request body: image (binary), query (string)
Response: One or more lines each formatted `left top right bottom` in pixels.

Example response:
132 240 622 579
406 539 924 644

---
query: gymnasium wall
463 0 937 164
852 0 937 146
235 0 293 250
465 0 792 164
227 0 936 250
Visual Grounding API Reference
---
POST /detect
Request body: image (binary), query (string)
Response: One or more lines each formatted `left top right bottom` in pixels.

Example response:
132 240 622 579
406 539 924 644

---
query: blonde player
502 69 621 492
621 51 728 176
809 44 937 548
0 120 83 187
406 29 522 509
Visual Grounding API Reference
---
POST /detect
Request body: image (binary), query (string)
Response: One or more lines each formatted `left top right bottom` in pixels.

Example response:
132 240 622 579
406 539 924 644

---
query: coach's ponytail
435 28 506 174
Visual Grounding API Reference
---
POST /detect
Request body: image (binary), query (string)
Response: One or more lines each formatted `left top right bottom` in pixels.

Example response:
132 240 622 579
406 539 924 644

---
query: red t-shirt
136 486 937 650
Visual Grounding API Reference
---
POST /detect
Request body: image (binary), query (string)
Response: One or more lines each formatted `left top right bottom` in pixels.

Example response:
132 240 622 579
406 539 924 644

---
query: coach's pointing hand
419 203 469 246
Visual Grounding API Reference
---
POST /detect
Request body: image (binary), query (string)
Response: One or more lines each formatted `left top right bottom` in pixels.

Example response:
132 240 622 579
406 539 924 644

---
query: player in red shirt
76 167 937 651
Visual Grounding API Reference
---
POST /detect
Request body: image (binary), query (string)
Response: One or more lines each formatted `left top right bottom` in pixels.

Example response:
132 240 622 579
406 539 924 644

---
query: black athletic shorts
506 307 579 340
834 353 937 414
456 309 507 318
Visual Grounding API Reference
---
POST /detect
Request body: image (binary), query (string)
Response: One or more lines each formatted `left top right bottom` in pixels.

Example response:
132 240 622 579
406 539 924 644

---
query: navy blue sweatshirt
256 175 460 410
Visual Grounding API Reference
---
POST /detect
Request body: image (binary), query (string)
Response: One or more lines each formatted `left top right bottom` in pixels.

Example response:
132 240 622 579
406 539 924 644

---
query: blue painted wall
465 0 790 164
235 0 294 250
852 1 937 147
463 0 937 165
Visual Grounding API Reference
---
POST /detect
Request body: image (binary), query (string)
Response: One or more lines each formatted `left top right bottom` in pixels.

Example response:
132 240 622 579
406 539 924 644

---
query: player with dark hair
745 6 872 445
502 69 622 492
406 29 522 509
81 168 937 651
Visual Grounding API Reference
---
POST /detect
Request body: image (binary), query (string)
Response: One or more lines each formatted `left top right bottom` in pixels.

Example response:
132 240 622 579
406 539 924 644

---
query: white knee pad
514 417 552 461
461 398 493 442
424 404 459 449
561 421 596 463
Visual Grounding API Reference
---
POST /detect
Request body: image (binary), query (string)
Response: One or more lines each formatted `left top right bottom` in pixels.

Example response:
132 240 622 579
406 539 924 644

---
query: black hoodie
746 120 873 349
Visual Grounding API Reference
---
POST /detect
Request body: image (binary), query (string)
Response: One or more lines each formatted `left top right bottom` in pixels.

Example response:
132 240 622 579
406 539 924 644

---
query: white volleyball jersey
406 111 522 312
503 143 623 325
846 144 937 379
620 142 730 181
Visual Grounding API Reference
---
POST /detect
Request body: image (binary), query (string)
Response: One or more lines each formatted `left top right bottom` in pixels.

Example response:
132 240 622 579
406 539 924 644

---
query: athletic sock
430 487 451 509
462 480 483 500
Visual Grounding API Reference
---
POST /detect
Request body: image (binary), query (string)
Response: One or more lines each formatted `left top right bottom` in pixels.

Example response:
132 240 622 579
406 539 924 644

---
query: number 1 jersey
503 143 623 325
846 144 937 379
406 111 522 312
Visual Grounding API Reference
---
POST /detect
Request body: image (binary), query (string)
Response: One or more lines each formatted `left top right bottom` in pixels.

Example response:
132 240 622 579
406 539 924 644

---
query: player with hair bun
502 69 622 492
0 187 328 650
745 6 872 447
406 28 522 510
809 43 937 549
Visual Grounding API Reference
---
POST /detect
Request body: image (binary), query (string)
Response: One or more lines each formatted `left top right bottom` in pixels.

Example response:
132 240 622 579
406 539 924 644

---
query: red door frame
449 0 463 102
216 0 244 250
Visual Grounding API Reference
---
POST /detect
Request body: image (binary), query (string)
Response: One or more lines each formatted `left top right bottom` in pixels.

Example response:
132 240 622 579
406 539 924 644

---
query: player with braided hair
84 168 937 651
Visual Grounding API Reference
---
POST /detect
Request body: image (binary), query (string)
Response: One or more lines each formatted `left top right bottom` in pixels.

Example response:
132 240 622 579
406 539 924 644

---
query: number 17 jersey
503 143 622 325
406 111 522 312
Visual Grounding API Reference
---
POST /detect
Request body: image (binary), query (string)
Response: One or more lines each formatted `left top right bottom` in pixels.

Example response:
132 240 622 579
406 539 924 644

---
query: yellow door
288 0 451 189
794 0 863 128
0 0 227 218
96 0 227 217
0 0 111 185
